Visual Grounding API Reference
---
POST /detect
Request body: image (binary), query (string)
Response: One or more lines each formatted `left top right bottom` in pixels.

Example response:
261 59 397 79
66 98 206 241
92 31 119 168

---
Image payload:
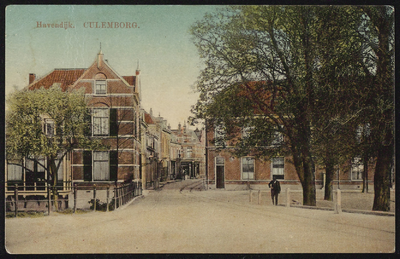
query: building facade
6 51 142 198
205 124 378 190
171 122 205 179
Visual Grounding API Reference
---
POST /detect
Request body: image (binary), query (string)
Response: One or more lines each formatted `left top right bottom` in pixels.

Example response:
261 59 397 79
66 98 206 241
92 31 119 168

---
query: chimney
29 73 36 84
150 108 153 116
183 121 187 133
178 122 181 131
136 60 140 76
97 50 103 69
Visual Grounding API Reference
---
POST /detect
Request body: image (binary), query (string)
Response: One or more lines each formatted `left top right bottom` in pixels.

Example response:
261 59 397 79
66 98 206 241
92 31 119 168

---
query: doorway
215 157 225 189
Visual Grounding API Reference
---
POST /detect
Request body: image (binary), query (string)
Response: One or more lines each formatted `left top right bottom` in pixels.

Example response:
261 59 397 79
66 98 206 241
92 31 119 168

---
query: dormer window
95 80 107 95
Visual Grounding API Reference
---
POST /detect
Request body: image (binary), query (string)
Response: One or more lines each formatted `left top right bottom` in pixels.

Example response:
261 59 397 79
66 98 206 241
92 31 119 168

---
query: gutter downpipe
205 119 208 190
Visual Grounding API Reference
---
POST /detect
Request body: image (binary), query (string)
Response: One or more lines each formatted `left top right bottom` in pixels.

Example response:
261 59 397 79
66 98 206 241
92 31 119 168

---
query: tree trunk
302 156 316 206
324 160 334 201
292 147 316 206
362 154 368 193
48 157 58 212
371 7 393 212
372 129 393 211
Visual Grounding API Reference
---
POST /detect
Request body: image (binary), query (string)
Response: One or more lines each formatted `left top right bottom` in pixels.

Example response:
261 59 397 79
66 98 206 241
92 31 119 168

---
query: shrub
88 199 115 211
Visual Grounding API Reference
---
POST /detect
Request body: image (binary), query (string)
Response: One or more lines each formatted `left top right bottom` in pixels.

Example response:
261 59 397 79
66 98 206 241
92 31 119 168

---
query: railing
5 181 142 217
5 181 73 194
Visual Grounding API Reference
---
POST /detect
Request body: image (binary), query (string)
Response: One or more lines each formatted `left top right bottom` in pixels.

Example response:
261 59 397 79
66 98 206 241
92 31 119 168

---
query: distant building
140 109 160 189
171 122 205 179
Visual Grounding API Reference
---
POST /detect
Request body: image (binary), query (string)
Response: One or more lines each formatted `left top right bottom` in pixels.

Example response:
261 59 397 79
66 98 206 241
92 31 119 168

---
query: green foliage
190 6 394 207
6 86 102 181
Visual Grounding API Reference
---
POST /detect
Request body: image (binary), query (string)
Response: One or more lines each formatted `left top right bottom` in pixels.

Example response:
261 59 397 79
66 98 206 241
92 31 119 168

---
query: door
216 157 225 189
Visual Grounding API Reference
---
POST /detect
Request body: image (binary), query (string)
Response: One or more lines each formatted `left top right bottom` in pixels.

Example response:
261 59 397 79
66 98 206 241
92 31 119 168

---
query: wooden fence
6 181 142 217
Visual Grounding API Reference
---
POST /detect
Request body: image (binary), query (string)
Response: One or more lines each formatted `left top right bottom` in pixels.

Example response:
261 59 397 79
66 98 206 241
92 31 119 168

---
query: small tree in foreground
6 86 101 210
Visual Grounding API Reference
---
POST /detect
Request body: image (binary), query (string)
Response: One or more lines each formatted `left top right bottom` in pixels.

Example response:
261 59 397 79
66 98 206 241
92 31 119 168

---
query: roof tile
28 69 86 91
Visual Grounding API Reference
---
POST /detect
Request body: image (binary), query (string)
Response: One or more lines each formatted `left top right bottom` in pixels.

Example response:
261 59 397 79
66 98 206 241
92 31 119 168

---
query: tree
191 6 330 206
308 6 368 201
191 5 394 208
6 86 101 210
356 6 394 211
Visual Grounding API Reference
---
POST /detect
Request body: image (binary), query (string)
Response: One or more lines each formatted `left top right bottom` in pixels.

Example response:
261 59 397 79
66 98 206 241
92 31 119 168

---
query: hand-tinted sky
6 5 220 128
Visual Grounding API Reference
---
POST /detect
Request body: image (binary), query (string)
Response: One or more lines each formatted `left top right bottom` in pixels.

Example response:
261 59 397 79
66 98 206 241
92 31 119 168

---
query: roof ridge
54 68 87 70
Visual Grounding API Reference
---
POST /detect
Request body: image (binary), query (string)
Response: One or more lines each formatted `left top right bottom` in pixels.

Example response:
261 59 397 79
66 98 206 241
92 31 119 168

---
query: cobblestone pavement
5 179 395 254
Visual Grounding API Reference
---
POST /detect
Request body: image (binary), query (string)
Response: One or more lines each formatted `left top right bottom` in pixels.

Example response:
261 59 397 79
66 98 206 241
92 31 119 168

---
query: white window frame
45 118 55 137
186 147 192 158
92 108 110 136
271 157 284 179
214 124 226 146
351 157 363 181
55 154 64 181
93 151 110 181
94 80 107 95
271 130 283 146
242 126 254 139
241 157 255 180
7 162 23 181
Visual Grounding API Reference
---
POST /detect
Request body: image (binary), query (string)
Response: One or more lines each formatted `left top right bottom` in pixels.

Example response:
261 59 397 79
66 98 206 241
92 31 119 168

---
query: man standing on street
268 176 281 205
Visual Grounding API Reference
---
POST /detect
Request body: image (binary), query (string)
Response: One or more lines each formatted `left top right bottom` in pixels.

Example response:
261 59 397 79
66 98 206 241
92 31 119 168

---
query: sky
5 5 220 129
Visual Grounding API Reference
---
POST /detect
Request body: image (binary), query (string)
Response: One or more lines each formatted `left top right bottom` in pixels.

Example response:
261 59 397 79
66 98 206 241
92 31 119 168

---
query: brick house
205 123 380 190
205 123 299 190
10 51 142 197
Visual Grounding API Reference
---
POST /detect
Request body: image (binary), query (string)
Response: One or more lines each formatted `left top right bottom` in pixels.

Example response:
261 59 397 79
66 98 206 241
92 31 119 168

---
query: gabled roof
122 76 136 86
145 112 155 124
28 69 86 91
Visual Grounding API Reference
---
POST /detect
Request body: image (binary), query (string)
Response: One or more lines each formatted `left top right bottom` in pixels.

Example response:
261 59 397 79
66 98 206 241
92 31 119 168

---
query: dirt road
5 179 395 254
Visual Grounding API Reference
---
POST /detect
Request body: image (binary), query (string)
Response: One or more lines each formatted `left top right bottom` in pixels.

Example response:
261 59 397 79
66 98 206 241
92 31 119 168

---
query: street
5 179 395 254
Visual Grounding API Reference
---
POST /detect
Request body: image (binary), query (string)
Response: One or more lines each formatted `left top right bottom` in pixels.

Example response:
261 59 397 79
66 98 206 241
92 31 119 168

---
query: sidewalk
188 185 395 216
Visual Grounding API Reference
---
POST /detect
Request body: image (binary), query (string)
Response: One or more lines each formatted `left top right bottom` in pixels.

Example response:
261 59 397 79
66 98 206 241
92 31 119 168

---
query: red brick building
205 126 379 191
24 51 142 190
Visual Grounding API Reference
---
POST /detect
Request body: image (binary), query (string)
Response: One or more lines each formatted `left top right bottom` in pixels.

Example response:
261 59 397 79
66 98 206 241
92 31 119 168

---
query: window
351 157 363 181
95 80 107 95
7 162 23 181
186 147 192 158
356 123 370 143
93 151 109 181
272 157 284 179
242 157 255 180
45 119 55 137
214 125 226 146
242 126 254 139
271 131 283 146
93 108 109 136
25 158 46 190
55 157 64 182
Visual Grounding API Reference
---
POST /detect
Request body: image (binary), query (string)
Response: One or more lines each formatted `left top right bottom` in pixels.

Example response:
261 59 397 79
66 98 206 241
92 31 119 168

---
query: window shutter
83 151 92 181
110 108 118 136
110 151 118 181
84 109 92 136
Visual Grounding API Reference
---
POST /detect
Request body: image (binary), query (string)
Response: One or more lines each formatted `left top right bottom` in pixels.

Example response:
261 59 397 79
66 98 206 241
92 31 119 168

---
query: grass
6 208 92 218
6 211 45 218
55 208 91 214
